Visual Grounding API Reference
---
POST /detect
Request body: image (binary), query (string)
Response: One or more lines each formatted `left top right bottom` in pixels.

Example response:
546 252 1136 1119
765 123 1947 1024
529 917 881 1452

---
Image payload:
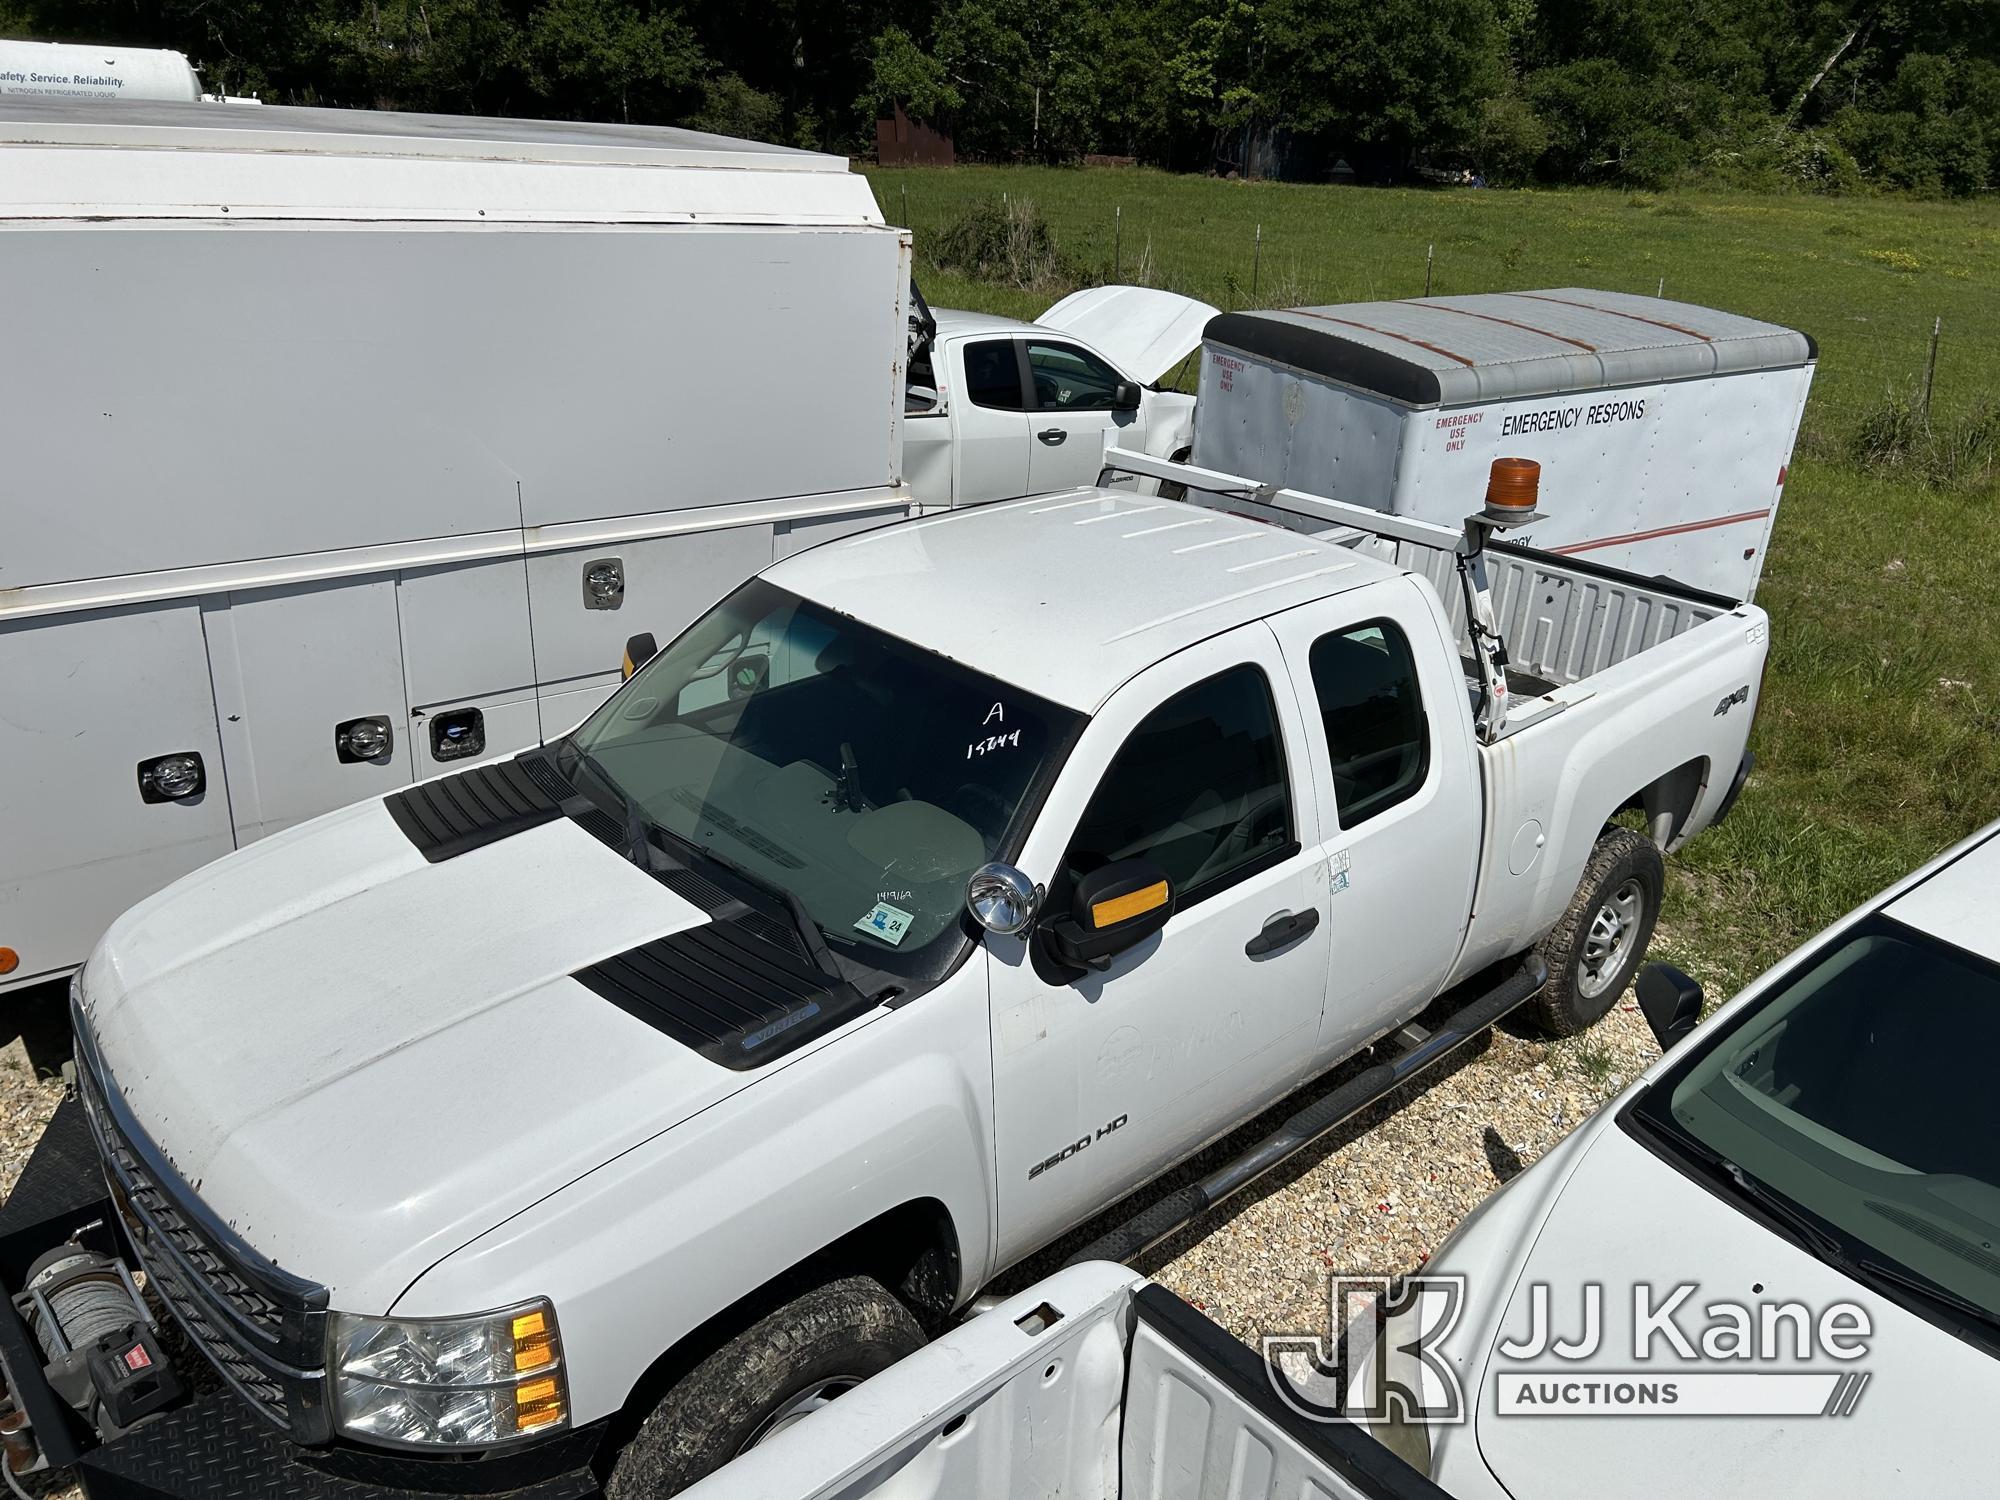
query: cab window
1027 340 1123 411
1308 621 1429 827
963 339 1027 410
1061 665 1293 911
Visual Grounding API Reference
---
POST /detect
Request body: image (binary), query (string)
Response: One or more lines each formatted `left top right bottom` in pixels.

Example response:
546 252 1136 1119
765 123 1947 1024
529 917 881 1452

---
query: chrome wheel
741 1376 863 1452
1577 877 1646 999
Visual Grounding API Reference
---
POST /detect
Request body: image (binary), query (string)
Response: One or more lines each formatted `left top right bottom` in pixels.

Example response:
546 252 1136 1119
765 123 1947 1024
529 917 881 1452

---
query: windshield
565 579 1079 978
1632 914 2000 1345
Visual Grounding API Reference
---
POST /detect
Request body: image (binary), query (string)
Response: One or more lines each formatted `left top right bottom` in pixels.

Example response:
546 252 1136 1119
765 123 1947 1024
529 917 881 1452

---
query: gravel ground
0 946 1671 1493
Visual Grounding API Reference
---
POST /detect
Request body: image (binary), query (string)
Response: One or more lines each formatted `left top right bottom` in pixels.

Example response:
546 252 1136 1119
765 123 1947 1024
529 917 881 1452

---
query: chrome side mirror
967 863 1040 936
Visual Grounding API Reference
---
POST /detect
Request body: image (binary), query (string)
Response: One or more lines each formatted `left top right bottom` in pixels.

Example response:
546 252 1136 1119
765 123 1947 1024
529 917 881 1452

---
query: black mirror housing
1045 858 1174 974
1110 380 1142 412
1636 961 1705 1051
622 632 659 681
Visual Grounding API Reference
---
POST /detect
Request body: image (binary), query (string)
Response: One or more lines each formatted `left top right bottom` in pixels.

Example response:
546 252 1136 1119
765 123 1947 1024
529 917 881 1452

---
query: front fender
391 980 996 1427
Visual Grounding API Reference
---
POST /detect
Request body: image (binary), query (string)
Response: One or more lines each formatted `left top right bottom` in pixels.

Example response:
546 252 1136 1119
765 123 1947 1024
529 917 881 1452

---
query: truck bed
1164 467 1737 732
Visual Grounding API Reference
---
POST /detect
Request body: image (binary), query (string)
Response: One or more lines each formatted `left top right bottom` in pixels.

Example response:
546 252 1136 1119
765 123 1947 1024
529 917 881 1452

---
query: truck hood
1472 1123 1995 1497
80 794 737 1313
1038 286 1219 384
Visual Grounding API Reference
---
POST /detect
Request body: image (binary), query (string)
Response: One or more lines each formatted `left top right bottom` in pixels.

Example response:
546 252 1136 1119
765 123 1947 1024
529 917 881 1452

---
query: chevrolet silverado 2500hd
16 454 1765 1496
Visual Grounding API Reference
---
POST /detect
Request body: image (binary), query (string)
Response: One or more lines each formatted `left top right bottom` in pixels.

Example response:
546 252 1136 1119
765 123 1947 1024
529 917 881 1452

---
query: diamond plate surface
79 1393 603 1499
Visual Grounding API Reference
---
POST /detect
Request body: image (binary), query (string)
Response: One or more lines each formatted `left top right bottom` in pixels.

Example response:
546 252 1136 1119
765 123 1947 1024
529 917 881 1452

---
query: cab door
1263 577 1482 1067
986 624 1329 1266
1022 339 1145 495
948 337 1032 504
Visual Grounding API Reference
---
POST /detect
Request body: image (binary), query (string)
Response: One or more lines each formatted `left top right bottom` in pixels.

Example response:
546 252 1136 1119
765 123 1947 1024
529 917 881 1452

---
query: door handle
1037 428 1068 446
1246 908 1320 957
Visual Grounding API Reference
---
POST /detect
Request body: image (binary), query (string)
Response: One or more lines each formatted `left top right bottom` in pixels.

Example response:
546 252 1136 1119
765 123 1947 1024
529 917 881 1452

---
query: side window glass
1309 621 1429 827
1063 665 1292 910
963 339 1026 410
1027 340 1122 411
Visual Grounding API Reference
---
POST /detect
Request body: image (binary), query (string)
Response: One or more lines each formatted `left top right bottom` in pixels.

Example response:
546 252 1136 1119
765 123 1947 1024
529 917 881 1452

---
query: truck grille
73 1009 333 1442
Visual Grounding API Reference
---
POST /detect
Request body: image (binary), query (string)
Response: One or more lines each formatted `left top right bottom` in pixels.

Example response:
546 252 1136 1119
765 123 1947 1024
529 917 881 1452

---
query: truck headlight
331 1300 568 1449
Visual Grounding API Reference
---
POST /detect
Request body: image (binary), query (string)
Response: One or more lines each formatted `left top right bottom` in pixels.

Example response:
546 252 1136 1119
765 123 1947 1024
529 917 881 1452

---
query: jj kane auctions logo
1264 1276 1874 1424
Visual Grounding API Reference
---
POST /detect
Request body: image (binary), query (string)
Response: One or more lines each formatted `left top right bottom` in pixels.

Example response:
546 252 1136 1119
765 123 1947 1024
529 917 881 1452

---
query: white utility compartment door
0 602 233 986
202 578 413 843
400 559 543 777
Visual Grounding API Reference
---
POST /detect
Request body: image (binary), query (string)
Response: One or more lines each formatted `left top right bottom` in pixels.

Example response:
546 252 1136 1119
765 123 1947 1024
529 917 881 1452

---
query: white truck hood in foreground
1038 285 1218 384
80 795 734 1314
1473 1123 1994 1497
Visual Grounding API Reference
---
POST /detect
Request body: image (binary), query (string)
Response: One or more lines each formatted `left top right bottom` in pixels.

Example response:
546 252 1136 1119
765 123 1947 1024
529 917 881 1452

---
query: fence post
1424 242 1434 297
1114 206 1122 279
900 183 907 228
1922 315 1942 421
1657 276 1666 297
1252 224 1262 299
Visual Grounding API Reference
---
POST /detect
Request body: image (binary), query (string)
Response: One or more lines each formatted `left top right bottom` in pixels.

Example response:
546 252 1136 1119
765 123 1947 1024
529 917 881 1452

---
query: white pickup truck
903 286 1214 506
14 454 1766 1497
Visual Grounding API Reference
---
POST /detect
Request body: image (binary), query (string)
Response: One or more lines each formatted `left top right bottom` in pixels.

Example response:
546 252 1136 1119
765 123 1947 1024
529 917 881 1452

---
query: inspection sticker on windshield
854 902 916 946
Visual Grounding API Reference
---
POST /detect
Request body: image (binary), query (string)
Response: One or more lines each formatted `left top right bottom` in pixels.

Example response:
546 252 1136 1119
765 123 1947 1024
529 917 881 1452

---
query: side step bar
1067 956 1548 1267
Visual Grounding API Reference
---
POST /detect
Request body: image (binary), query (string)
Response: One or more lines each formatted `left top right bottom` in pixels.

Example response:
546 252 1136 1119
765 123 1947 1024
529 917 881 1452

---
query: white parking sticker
854 902 915 946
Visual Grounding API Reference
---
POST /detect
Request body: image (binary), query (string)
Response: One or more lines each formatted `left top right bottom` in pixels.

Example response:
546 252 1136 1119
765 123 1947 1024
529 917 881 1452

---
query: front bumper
0 1100 603 1499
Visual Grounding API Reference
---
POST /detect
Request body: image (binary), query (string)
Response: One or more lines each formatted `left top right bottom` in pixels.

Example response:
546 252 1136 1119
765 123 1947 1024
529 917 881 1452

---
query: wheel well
604 1198 961 1456
1618 758 1709 851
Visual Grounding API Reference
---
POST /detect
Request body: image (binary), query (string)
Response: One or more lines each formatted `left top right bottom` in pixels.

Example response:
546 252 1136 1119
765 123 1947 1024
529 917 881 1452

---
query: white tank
0 39 201 103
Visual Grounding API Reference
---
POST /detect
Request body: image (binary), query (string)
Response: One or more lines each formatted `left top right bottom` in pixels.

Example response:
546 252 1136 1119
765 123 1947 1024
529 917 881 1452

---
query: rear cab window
1306 620 1430 828
963 339 1028 410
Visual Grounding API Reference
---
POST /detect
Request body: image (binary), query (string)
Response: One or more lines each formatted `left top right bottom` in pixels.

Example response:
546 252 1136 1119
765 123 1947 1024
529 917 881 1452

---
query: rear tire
1526 828 1664 1037
604 1275 924 1498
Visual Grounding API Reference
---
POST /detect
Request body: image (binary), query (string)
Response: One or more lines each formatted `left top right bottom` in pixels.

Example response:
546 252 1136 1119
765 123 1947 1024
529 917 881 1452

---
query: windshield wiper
1852 1256 2000 1339
560 737 651 867
1637 1112 1848 1263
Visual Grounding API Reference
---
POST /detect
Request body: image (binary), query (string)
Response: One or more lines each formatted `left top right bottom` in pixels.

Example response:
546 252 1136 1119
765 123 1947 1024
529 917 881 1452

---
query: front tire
605 1275 924 1497
1526 828 1664 1037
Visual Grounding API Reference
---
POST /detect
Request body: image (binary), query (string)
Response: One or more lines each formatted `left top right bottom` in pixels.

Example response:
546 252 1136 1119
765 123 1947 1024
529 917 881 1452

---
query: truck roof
1206 289 1816 409
763 490 1394 711
0 96 881 224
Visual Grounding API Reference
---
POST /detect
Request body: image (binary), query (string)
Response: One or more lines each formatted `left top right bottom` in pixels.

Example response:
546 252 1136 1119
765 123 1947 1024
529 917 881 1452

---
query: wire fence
874 175 1993 445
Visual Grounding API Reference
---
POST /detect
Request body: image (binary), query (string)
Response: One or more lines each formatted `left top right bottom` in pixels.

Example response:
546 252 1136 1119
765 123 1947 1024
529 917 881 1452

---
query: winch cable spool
22 1245 144 1365
13 1238 181 1451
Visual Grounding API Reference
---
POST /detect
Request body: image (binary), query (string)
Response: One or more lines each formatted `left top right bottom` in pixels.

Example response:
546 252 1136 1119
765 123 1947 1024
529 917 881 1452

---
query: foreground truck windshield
1631 914 2000 1346
563 580 1080 973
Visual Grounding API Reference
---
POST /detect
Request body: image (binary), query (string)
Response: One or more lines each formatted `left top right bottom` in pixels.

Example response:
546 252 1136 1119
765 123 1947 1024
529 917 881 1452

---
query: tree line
5 0 1996 193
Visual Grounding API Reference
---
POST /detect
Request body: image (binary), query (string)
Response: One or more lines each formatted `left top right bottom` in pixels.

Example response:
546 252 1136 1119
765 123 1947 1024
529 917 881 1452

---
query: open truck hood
1038 285 1218 384
79 792 739 1313
1471 1124 1995 1498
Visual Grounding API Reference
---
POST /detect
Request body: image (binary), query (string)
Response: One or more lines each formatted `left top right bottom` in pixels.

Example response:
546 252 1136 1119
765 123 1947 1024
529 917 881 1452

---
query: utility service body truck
0 451 1766 1497
0 95 915 997
1193 289 1815 601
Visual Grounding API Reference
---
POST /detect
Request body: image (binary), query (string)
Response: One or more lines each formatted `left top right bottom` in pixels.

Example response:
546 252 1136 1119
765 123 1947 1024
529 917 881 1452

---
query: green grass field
866 164 2000 995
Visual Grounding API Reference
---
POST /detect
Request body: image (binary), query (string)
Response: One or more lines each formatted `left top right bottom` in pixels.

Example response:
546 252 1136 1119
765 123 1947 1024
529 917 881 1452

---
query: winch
9 1231 183 1466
